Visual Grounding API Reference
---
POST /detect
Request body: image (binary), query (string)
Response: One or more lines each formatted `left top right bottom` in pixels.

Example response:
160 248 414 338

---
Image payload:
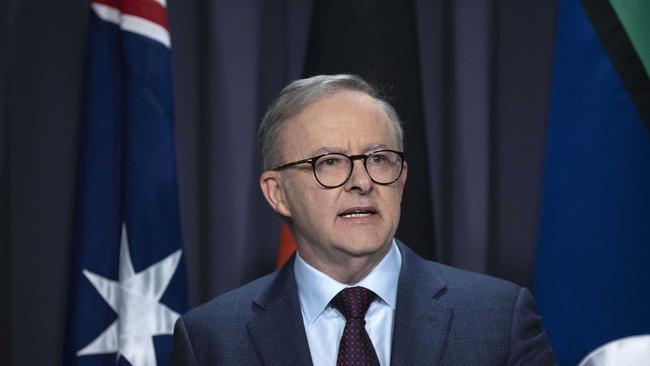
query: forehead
281 91 397 155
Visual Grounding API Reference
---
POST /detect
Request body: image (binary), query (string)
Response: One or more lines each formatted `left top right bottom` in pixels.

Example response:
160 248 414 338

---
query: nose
344 158 373 193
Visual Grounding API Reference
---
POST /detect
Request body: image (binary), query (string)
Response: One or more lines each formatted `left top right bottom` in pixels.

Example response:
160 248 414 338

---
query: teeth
341 212 372 218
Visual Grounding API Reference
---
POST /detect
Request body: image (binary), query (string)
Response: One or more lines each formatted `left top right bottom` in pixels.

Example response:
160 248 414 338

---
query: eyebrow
310 143 390 156
309 146 342 155
365 142 388 151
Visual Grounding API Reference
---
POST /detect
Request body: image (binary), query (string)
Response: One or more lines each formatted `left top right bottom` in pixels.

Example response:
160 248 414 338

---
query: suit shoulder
414 256 524 307
173 272 284 364
408 253 523 308
181 271 277 327
399 241 521 295
431 260 519 291
417 261 555 364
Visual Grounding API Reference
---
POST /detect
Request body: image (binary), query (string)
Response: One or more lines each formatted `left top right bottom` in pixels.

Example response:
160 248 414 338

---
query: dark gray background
1 0 556 364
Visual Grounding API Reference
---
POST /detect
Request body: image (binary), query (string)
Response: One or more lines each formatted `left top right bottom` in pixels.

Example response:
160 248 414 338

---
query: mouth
338 206 378 219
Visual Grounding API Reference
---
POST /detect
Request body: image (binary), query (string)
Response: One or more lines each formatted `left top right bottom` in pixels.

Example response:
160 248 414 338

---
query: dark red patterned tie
331 286 380 366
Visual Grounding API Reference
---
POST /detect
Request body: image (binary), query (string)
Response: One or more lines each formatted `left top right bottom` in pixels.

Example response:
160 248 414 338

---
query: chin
336 235 392 258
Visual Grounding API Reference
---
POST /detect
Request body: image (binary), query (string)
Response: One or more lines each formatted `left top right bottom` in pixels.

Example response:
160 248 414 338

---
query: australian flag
63 1 188 365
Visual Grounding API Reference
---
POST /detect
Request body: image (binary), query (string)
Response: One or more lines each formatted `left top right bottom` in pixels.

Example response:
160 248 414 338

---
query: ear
260 170 292 218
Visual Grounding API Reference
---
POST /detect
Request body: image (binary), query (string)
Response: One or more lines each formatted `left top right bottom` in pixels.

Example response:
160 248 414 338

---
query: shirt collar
294 240 402 325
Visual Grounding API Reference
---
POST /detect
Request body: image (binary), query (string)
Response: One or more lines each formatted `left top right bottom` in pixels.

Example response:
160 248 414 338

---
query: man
172 74 556 365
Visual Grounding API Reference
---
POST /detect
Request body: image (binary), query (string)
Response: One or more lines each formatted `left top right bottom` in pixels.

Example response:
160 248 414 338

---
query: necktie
331 286 380 366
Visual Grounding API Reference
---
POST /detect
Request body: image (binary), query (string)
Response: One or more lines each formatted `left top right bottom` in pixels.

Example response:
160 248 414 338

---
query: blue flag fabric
535 1 650 365
64 1 187 365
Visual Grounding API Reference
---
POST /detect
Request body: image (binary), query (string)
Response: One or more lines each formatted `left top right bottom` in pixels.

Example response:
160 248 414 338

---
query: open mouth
338 207 377 218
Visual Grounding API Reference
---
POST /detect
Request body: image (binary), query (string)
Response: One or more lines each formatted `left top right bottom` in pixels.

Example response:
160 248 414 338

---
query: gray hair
258 74 404 171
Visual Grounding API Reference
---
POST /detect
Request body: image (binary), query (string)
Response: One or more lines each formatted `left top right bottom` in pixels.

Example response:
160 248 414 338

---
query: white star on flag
77 224 182 366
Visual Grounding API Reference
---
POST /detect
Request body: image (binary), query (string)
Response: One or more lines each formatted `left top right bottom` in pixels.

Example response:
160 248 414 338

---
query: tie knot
331 286 377 320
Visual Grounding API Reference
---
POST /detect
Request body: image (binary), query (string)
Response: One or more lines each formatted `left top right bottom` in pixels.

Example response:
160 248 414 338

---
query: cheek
306 190 339 215
291 185 340 220
381 188 404 216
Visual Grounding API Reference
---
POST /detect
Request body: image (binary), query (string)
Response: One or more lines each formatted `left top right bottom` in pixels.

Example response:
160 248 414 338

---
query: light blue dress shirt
294 240 402 366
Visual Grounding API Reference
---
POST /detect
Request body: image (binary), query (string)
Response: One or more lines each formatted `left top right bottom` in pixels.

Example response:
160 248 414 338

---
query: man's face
262 91 407 274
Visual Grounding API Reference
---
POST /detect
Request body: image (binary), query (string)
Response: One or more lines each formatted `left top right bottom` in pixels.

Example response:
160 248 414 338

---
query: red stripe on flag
92 0 119 8
92 0 169 29
276 224 297 268
121 0 168 29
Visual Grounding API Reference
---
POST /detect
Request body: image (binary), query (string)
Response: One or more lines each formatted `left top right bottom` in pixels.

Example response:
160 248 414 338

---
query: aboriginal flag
534 0 650 364
63 1 187 365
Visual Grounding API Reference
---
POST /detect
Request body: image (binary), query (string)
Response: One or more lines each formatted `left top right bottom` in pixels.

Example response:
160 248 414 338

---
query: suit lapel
390 243 453 365
246 256 313 366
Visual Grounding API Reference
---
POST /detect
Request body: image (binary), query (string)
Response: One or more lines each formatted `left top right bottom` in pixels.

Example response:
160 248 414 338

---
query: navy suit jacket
172 242 555 365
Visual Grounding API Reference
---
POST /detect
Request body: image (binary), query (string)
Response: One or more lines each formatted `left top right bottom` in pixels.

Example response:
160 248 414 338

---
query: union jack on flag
63 1 187 365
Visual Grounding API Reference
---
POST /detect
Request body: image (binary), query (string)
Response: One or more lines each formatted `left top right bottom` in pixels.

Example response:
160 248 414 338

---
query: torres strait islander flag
535 0 650 364
63 1 187 365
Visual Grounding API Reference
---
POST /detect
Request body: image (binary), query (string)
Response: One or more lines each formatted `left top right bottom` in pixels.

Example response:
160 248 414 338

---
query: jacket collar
390 241 453 365
246 255 314 366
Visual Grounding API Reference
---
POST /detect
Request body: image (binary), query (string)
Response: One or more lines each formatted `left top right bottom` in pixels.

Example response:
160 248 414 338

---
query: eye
369 153 388 164
316 155 345 168
322 158 338 166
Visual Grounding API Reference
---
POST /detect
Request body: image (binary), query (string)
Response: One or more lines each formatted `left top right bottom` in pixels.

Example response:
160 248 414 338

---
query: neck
297 243 391 284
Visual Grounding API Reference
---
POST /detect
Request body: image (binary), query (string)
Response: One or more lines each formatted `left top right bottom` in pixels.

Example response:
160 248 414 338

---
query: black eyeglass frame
272 149 407 189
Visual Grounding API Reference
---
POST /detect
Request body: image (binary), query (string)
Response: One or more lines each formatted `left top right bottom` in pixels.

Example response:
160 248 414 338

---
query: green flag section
610 0 650 77
534 0 650 365
581 0 650 131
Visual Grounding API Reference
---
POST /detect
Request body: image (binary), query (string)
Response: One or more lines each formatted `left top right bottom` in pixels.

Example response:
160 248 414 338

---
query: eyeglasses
273 149 406 188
